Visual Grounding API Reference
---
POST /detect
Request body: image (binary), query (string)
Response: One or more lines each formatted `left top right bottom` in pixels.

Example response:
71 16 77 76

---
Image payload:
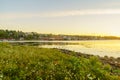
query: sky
0 0 120 36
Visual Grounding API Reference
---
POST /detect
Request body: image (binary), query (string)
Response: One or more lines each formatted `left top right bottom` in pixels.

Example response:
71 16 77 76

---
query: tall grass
0 43 119 80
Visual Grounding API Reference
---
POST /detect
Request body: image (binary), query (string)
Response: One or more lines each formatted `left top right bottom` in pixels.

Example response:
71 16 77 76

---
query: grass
0 43 119 80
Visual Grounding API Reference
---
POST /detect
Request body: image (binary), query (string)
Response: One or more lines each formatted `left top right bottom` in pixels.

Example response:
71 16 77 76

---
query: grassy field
0 43 119 80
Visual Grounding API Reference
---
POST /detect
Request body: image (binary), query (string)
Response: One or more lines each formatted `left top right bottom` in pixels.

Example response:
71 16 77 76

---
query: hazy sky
0 0 120 36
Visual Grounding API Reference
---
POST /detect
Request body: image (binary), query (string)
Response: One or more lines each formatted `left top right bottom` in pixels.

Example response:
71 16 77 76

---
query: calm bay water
39 40 120 58
2 40 120 58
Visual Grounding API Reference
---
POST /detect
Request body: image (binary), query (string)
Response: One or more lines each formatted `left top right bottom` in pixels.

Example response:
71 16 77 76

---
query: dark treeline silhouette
0 29 120 40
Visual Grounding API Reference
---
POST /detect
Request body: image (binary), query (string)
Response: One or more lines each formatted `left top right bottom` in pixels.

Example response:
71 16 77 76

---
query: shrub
0 43 119 80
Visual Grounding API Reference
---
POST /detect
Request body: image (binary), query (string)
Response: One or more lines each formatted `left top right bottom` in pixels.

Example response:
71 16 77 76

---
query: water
39 40 120 58
1 40 120 58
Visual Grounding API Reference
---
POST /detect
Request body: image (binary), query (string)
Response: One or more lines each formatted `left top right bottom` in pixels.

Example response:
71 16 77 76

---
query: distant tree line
0 29 39 40
0 29 120 40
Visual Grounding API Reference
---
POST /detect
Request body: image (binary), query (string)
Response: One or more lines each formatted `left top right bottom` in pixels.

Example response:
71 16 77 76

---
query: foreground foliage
0 43 119 80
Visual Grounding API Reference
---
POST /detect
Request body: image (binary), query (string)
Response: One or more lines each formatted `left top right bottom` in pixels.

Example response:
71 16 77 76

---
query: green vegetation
0 43 119 80
0 29 39 40
0 29 120 40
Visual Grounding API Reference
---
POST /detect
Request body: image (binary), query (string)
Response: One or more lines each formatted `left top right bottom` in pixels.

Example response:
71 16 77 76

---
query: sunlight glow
108 27 120 36
1 9 120 19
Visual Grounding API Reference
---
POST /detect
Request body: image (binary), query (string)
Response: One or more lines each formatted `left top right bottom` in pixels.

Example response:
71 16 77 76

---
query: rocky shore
56 48 120 75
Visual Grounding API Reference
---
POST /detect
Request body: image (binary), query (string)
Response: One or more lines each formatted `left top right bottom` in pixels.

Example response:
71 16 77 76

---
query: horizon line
0 29 120 37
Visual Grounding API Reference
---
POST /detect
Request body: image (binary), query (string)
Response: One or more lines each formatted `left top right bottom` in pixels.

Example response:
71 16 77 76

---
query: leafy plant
0 43 119 80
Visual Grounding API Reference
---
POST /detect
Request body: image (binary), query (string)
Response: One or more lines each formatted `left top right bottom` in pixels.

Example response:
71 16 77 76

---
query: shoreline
56 48 120 69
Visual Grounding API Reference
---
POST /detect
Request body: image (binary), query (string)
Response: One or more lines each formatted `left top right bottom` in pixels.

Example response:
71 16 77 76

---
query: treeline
0 29 120 40
0 29 39 40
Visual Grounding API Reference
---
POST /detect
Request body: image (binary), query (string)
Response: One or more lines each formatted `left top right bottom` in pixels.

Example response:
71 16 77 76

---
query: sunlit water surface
39 40 120 58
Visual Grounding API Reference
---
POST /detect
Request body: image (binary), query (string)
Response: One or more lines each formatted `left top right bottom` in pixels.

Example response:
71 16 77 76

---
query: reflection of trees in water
10 42 79 46
79 42 93 48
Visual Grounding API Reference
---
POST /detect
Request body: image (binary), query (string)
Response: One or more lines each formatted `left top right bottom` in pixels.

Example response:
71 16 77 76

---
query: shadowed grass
0 43 119 80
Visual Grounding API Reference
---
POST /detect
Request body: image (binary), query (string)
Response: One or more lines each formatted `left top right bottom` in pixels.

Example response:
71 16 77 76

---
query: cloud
43 9 120 17
1 9 120 19
102 2 120 7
